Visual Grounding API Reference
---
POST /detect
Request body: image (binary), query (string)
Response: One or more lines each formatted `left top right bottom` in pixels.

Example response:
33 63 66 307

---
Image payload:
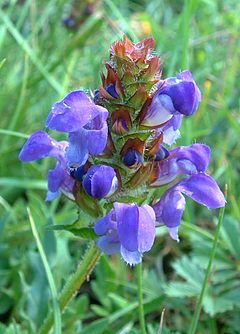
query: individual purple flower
19 130 74 201
141 70 201 127
83 164 118 199
94 203 156 265
46 90 109 169
153 173 225 241
151 143 211 186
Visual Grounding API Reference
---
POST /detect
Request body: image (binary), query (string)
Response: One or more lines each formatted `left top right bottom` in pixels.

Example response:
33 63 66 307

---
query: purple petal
177 70 194 81
177 173 226 209
168 227 180 242
153 190 186 228
114 203 139 252
65 108 108 168
94 210 116 235
163 114 183 132
46 90 107 132
120 246 142 265
46 191 60 202
19 131 63 162
66 130 89 168
97 232 120 255
151 144 211 186
48 163 65 193
163 126 181 146
60 173 75 200
137 205 156 252
47 163 74 201
163 81 197 116
141 94 174 127
177 70 201 104
84 111 108 155
151 158 179 186
161 114 183 145
173 144 211 174
159 70 201 116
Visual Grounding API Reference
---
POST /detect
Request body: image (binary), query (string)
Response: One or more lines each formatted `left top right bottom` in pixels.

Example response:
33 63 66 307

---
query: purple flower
153 173 226 241
83 164 118 199
141 70 201 127
46 90 109 168
19 131 74 201
151 144 211 186
94 203 156 265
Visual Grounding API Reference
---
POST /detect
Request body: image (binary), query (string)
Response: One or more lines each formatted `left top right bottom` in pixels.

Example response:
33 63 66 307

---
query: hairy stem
39 242 102 334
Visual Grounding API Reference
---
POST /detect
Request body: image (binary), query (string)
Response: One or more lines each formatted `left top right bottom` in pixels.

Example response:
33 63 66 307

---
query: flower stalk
39 242 102 334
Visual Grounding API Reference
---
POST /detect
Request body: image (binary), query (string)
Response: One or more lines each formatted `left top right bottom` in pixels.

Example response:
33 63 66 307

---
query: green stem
39 242 102 334
188 206 225 334
136 263 147 334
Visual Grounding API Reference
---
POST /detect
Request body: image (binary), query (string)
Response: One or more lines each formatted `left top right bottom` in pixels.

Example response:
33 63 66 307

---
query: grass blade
188 203 226 334
0 8 63 94
27 207 62 334
0 129 29 139
0 178 47 189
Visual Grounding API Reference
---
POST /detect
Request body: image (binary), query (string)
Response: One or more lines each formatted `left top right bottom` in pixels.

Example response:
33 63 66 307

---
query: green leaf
91 304 110 317
108 293 129 308
203 295 235 315
48 223 97 240
166 282 200 298
78 318 109 334
172 256 204 288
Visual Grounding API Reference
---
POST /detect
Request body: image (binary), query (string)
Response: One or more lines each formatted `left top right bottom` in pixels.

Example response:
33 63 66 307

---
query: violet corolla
19 36 225 265
94 203 156 265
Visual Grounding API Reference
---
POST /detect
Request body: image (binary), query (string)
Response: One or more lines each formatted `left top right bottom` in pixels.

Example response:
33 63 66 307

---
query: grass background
0 0 239 333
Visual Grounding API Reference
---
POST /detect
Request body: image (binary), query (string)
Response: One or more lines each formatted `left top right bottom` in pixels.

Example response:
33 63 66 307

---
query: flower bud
112 109 132 135
121 138 145 169
123 149 144 168
105 84 119 99
155 145 169 161
83 165 118 199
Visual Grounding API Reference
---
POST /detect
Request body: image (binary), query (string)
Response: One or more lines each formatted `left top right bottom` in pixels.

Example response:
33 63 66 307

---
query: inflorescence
19 36 225 265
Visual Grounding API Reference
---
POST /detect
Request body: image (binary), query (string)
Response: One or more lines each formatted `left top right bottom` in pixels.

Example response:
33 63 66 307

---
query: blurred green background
0 0 240 333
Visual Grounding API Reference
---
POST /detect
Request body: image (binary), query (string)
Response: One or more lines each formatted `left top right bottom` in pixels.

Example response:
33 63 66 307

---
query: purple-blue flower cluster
19 91 114 201
19 36 225 266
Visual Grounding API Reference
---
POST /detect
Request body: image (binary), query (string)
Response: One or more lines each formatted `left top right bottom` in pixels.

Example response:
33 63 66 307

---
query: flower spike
19 36 225 265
